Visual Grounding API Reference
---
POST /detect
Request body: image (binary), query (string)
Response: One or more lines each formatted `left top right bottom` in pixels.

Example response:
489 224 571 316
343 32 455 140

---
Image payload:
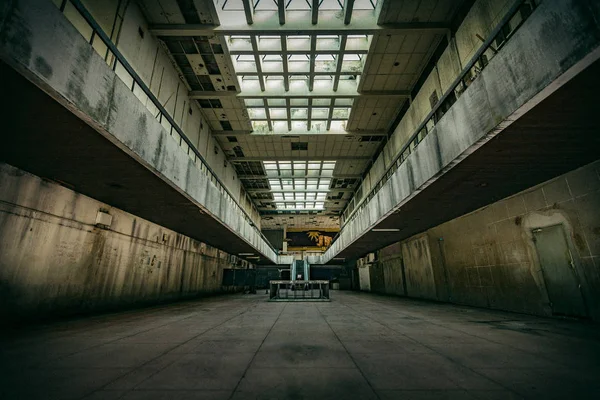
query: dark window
233 146 244 157
359 136 384 142
198 99 211 108
221 121 233 131
429 91 439 110
227 136 238 142
291 142 308 151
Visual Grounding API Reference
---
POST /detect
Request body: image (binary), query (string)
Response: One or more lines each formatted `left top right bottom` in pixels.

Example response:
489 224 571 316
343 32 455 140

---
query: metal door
532 224 587 317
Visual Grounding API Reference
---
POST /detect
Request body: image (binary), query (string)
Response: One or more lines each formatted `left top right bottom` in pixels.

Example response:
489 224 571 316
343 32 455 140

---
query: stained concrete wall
370 161 600 321
0 0 276 262
358 264 371 291
351 0 514 208
324 0 600 263
49 0 251 212
0 163 249 322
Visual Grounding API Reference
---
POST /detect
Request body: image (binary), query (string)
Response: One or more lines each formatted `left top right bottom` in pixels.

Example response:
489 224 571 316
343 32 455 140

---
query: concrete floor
1 292 599 400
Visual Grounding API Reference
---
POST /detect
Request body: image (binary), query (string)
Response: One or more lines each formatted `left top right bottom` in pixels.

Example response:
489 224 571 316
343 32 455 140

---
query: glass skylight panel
261 56 283 72
292 121 308 131
226 36 252 51
287 36 311 51
312 108 329 119
241 79 261 91
245 99 264 107
234 61 257 73
346 36 371 51
330 121 347 130
332 108 350 119
290 79 308 92
342 58 364 73
311 122 326 133
248 108 266 119
290 98 309 106
258 36 281 51
314 78 332 90
315 55 337 73
313 98 331 106
252 120 269 133
267 98 286 106
273 121 288 132
335 98 353 106
290 108 307 119
269 108 287 119
316 36 340 51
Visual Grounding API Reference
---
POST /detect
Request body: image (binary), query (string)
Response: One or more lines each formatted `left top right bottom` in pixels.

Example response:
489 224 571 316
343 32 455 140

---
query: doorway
532 224 587 318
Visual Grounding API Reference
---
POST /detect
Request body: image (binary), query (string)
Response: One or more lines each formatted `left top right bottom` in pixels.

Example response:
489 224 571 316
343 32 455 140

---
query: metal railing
338 0 539 232
53 0 277 256
269 280 330 301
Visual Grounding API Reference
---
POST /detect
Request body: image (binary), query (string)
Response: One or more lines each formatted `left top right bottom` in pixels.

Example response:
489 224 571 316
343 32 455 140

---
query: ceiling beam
278 0 285 25
212 130 387 136
189 88 410 99
257 207 344 211
149 15 450 36
248 188 355 193
308 35 316 92
241 0 254 24
343 0 355 25
228 156 371 161
250 35 265 91
257 200 349 205
333 36 348 92
281 36 289 92
311 0 319 24
228 50 368 55
238 174 362 179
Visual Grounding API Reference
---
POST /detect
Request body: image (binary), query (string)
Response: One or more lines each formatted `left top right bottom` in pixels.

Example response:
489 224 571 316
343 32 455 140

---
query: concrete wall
0 163 248 322
50 0 251 211
324 0 600 263
358 264 371 291
349 0 514 210
369 161 600 321
0 0 276 262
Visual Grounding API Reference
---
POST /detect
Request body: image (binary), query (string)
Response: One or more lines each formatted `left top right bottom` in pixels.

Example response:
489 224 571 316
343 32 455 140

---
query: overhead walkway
0 0 277 263
321 0 600 263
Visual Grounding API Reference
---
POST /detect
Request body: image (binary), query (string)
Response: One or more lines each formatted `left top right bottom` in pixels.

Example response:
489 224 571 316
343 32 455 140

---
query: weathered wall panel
373 161 600 321
401 234 437 300
0 163 244 322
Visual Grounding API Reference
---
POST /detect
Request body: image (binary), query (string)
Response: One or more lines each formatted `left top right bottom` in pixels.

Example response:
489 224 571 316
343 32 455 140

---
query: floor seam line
227 302 288 400
78 296 263 400
339 293 525 398
315 300 382 400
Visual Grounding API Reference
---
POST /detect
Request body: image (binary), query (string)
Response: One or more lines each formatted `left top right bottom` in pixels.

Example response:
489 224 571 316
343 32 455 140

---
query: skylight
263 161 336 210
226 33 371 134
